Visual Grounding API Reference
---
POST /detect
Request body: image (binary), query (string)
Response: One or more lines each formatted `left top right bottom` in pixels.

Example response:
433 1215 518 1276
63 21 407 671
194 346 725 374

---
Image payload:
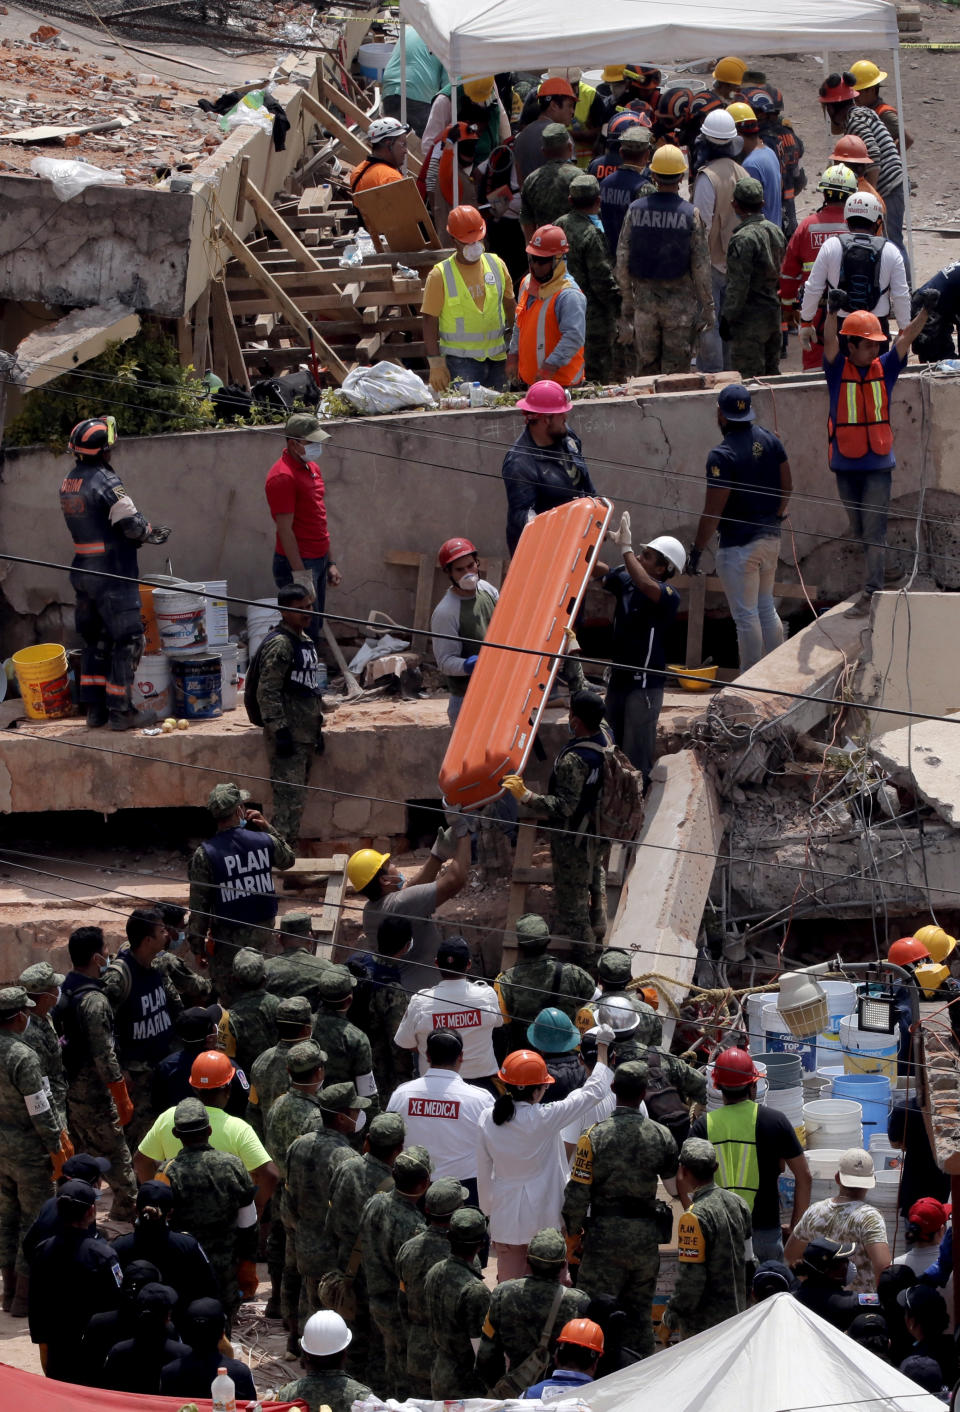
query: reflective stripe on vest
706 1100 761 1212
516 277 585 387
437 254 507 359
829 357 893 459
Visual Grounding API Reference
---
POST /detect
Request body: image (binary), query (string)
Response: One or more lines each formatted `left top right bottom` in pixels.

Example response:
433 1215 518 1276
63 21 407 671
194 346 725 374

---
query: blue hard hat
717 383 755 422
526 1006 581 1053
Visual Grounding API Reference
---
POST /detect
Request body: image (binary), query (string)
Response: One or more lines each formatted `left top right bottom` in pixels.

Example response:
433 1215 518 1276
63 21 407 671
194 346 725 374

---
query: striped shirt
844 107 902 197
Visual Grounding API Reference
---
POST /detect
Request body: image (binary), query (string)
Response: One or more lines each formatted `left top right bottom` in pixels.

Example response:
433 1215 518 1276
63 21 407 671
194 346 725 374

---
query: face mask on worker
304 442 325 461
395 872 406 890
352 1110 367 1135
459 572 479 592
168 931 185 951
461 241 483 263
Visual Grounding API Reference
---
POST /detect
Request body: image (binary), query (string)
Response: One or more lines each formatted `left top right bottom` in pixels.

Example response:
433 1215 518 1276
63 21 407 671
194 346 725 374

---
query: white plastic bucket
747 992 771 1053
204 579 229 646
132 654 172 717
802 1098 863 1150
154 584 207 655
763 1003 817 1072
820 980 858 1027
838 1015 898 1078
358 40 395 78
247 598 280 661
220 641 239 711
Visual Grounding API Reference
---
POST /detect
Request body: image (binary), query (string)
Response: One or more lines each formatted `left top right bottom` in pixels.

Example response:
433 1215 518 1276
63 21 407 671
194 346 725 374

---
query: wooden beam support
316 63 422 177
300 88 369 165
240 177 325 273
191 284 210 374
210 281 251 391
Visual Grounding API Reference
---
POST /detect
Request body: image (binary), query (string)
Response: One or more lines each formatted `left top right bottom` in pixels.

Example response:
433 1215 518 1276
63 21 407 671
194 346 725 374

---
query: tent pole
451 78 460 206
891 46 915 279
399 22 407 127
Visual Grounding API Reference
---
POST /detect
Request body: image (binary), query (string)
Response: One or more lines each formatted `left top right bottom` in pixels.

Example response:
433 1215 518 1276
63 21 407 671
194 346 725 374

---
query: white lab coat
477 1060 613 1244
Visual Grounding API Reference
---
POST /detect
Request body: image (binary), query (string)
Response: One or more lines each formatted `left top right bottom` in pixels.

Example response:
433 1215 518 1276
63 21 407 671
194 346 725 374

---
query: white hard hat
643 535 687 575
597 994 642 1034
367 116 410 145
301 1310 352 1356
844 190 883 226
700 109 738 144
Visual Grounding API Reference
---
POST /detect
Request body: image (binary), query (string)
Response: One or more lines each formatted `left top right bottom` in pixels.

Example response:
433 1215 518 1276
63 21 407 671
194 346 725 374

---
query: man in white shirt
394 936 503 1089
800 190 910 338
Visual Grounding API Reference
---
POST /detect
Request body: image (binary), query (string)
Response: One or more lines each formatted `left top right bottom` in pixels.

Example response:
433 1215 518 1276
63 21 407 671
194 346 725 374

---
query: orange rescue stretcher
439 495 613 811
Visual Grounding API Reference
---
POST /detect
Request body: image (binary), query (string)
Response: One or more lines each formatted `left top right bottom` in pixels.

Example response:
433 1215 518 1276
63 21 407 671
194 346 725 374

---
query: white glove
291 569 317 603
444 806 471 838
799 325 817 353
431 827 457 861
607 510 632 552
563 625 581 655
594 1023 615 1046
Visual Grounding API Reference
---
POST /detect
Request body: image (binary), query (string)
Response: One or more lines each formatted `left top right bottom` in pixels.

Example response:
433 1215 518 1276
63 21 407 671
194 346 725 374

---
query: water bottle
212 1367 236 1412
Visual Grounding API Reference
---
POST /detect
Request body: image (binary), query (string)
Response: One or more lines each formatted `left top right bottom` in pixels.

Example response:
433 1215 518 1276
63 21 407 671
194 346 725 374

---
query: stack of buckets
136 577 238 720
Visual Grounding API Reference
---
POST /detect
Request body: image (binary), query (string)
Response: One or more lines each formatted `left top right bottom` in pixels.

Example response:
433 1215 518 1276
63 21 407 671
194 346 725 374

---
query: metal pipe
399 22 407 127
451 78 459 206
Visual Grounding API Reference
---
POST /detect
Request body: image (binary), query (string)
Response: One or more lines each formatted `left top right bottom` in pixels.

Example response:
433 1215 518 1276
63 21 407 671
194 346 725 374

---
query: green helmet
817 163 858 198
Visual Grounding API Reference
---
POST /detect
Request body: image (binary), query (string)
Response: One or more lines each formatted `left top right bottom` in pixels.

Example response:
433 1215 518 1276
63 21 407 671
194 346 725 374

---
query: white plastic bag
348 633 411 673
219 90 274 135
30 156 125 201
340 363 436 414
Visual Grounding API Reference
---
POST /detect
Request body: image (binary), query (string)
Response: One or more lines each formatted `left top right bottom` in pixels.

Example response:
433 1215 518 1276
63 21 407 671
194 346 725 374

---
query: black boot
109 707 157 731
86 703 109 728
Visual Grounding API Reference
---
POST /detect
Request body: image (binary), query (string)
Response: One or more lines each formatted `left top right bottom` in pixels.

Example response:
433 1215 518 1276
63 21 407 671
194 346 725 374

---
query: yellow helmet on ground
347 848 390 891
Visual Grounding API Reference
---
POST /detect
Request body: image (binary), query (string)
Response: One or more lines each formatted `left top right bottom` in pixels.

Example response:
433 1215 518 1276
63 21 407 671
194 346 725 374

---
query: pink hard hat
516 380 572 415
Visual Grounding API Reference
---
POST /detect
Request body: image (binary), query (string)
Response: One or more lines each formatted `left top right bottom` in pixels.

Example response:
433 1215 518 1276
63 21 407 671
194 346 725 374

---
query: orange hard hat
447 204 486 242
640 986 659 1010
889 936 932 966
819 74 859 104
498 1048 555 1087
557 1318 605 1354
840 310 885 341
832 133 871 165
190 1049 236 1088
438 536 477 568
539 76 576 99
525 224 568 257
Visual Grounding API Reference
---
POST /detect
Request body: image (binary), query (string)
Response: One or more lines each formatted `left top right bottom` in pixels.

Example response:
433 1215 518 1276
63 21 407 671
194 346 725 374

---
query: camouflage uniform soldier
396 1178 468 1397
477 1226 589 1390
720 176 786 376
312 967 379 1116
360 1147 431 1395
502 689 615 972
615 143 714 376
494 915 596 1058
165 1097 257 1321
520 125 581 233
219 948 280 1091
597 997 705 1147
264 912 334 1010
285 1083 367 1324
19 962 68 1130
254 583 326 847
248 995 313 1140
558 173 621 384
561 1060 679 1356
276 1310 372 1412
0 988 68 1311
662 1137 752 1337
155 903 212 1006
360 919 415 1104
424 1207 491 1397
187 783 296 1006
324 1111 405 1385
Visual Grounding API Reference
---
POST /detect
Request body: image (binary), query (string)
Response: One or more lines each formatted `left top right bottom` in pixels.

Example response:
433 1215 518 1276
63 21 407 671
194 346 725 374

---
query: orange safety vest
515 276 584 387
828 357 893 459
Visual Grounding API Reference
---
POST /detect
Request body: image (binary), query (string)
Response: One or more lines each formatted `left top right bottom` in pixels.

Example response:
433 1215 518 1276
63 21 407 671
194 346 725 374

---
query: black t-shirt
604 566 680 691
691 1102 803 1230
706 424 787 548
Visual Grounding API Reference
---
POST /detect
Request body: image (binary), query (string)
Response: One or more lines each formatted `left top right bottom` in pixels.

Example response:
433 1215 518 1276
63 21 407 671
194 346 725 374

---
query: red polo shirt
264 448 330 558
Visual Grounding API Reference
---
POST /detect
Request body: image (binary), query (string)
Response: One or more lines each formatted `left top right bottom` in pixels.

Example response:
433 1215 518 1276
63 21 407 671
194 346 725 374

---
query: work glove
687 545 702 575
444 805 472 838
145 524 172 545
717 315 732 342
799 324 817 352
594 1023 615 1048
917 287 941 312
462 654 478 675
616 316 634 346
431 826 457 861
563 625 581 655
428 355 451 393
59 1129 74 1161
291 568 317 602
107 1078 134 1127
273 725 296 759
564 1230 583 1266
501 773 532 803
607 510 632 552
826 288 848 315
237 1259 259 1300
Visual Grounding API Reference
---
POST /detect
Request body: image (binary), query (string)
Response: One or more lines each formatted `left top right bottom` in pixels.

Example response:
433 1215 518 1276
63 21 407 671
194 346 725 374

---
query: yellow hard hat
713 56 747 85
650 143 688 176
914 924 957 964
602 65 627 83
726 101 757 125
347 847 390 891
462 75 496 105
850 59 888 90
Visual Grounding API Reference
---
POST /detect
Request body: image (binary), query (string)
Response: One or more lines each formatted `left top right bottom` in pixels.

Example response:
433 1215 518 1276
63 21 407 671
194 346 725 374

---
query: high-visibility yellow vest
437 253 508 361
706 1100 761 1212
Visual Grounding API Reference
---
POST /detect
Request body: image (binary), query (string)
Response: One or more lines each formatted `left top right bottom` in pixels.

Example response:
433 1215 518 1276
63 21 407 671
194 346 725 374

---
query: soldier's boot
109 706 157 731
86 703 109 728
285 1316 300 1358
10 1274 29 1317
265 1261 283 1319
2 1266 15 1312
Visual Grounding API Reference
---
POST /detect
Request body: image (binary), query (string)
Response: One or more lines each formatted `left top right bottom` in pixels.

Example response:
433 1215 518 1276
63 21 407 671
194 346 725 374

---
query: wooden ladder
277 852 348 962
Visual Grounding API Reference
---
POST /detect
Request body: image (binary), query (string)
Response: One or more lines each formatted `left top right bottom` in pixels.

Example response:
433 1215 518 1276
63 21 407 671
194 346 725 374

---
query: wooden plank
673 574 818 601
413 553 435 634
316 853 348 952
1 117 132 143
355 333 381 360
685 574 706 669
234 155 250 225
214 220 350 385
300 89 369 165
242 178 324 273
353 178 441 254
191 283 210 374
317 67 422 177
226 266 394 291
210 281 251 391
230 288 359 314
502 825 537 973
298 184 333 215
281 857 343 876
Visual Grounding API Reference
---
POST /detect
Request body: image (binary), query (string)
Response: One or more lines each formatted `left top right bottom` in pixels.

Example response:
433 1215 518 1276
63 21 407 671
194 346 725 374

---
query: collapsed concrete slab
607 749 723 1043
871 710 960 828
856 591 960 732
12 301 140 390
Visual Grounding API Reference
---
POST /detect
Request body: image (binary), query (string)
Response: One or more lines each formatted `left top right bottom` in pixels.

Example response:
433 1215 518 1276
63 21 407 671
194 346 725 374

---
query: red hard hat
819 75 859 104
557 1318 605 1354
889 936 932 966
832 133 871 165
525 223 568 257
498 1049 555 1086
840 310 885 341
538 77 576 99
515 380 572 416
447 204 486 242
190 1049 236 1089
438 537 477 568
712 1046 763 1090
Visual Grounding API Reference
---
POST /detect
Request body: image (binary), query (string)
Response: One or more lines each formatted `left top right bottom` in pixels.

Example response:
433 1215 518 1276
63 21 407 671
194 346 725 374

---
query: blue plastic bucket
831 1072 891 1150
171 652 222 719
763 1003 817 1072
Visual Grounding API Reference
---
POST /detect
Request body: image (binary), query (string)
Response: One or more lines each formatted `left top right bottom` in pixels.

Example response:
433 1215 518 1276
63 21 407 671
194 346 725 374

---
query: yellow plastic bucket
13 643 72 720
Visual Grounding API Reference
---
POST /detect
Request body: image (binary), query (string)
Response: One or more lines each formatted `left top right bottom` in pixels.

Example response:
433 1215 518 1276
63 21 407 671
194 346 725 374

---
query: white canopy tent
580 1292 944 1412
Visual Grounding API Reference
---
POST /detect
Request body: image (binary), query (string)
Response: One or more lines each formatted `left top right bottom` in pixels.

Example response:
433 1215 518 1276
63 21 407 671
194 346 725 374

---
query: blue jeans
883 185 910 284
445 355 507 389
834 469 891 595
715 535 784 672
698 267 729 373
753 1227 785 1263
447 692 464 726
273 551 327 644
